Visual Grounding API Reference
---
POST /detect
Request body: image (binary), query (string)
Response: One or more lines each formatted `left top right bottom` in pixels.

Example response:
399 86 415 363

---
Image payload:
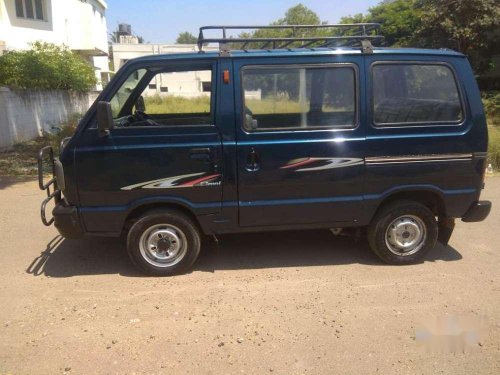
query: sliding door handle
189 147 212 161
245 147 260 172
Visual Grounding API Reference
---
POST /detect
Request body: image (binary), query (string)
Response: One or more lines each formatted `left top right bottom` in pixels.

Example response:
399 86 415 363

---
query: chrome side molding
365 153 473 165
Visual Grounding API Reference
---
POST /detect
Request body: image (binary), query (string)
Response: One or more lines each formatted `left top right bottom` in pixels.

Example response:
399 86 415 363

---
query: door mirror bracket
135 96 146 112
96 101 114 137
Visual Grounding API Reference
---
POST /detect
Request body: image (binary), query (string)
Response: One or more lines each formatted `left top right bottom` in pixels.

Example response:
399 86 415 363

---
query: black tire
126 209 201 276
367 200 438 265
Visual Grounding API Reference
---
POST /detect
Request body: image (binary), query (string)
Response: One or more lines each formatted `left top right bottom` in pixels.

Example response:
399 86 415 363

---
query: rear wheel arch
372 189 446 221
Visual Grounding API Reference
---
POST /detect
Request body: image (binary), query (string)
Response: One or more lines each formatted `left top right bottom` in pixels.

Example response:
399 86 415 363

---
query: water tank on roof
118 23 132 35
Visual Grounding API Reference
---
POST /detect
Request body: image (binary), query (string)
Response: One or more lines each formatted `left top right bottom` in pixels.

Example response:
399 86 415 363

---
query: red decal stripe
280 158 318 169
179 174 220 187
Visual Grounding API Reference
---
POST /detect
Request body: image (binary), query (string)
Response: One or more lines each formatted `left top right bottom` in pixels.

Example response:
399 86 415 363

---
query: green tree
276 3 322 26
340 0 422 47
368 0 422 46
340 0 499 75
338 13 368 24
238 4 326 49
176 32 198 44
413 0 500 74
0 42 97 91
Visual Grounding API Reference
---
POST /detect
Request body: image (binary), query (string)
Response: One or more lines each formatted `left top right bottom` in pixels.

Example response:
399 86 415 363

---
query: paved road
0 177 499 374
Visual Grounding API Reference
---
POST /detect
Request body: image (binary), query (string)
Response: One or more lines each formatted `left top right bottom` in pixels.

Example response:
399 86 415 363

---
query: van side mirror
96 101 114 136
135 96 145 112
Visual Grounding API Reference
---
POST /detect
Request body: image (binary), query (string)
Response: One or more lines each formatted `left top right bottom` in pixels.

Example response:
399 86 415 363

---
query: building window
15 0 44 21
202 82 211 92
15 0 24 17
34 0 43 19
160 87 169 93
148 84 157 90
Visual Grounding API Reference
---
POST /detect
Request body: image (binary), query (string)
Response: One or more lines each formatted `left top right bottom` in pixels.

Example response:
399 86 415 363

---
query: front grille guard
37 146 61 226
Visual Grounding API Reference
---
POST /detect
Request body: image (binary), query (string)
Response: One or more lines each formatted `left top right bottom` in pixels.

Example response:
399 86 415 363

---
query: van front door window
109 68 212 128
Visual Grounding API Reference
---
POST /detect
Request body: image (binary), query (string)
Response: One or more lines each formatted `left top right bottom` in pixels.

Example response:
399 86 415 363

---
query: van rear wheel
367 201 438 264
127 210 201 276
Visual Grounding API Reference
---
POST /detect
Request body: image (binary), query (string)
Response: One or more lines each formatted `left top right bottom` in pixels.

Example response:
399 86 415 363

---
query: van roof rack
197 24 383 55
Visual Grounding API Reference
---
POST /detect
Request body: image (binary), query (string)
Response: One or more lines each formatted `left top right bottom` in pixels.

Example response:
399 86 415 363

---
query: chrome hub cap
139 224 187 267
385 215 426 256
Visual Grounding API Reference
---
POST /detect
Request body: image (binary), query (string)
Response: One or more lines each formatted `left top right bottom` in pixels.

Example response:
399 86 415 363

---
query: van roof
131 47 465 63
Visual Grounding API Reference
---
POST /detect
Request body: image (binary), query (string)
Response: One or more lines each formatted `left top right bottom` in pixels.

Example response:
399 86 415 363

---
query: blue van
38 24 491 275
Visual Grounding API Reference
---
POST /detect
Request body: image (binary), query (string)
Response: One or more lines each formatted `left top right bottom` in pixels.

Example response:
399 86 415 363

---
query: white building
111 41 219 97
0 0 110 90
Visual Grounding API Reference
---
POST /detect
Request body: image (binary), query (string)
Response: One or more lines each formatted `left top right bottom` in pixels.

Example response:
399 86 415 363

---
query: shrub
0 42 97 91
482 91 500 126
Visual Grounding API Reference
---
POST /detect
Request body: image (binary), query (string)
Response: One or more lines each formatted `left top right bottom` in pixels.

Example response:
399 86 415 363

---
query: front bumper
462 201 492 222
53 203 84 238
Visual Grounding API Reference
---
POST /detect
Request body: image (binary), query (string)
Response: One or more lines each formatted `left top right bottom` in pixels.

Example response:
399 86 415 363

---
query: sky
106 0 381 44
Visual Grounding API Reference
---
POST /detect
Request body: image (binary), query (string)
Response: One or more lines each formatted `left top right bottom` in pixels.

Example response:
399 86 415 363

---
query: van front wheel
127 210 201 276
367 201 438 264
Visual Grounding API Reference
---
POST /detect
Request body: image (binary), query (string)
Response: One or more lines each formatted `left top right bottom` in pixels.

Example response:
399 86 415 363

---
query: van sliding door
234 56 366 227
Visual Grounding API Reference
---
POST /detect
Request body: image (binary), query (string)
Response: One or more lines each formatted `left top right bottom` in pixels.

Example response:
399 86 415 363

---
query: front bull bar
37 146 61 226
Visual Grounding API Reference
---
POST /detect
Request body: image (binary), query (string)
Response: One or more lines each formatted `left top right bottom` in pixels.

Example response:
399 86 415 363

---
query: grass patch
143 95 307 115
246 98 303 114
488 126 500 171
144 95 350 115
0 121 77 176
144 95 210 114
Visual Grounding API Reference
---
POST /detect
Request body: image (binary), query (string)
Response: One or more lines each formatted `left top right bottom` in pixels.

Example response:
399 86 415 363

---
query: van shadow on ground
0 175 37 190
26 230 463 278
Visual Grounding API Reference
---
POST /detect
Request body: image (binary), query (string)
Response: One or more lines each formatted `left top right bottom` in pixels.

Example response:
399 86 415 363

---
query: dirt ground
0 177 499 375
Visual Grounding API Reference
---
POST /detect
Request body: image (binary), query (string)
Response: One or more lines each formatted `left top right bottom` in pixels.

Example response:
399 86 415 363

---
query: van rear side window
242 65 357 131
372 63 464 126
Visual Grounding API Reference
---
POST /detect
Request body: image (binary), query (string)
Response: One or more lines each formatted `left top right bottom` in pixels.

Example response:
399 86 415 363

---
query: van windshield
110 68 148 118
